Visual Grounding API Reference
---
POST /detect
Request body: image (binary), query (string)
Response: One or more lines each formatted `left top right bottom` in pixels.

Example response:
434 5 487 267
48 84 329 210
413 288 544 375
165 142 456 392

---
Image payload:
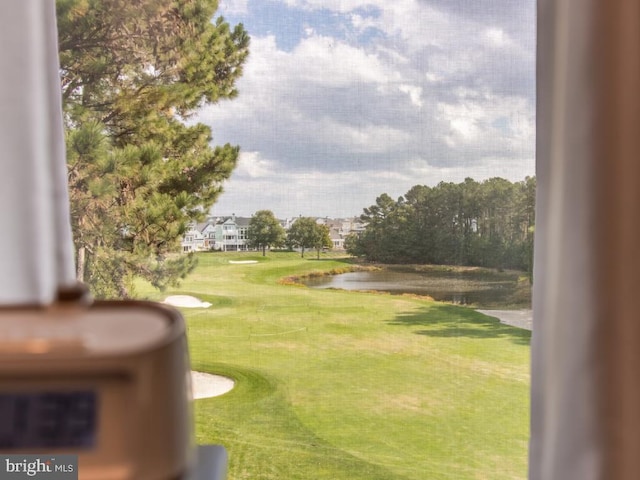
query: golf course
136 252 531 480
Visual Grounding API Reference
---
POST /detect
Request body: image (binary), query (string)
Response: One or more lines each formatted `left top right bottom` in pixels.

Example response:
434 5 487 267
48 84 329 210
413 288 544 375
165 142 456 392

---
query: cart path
476 309 532 331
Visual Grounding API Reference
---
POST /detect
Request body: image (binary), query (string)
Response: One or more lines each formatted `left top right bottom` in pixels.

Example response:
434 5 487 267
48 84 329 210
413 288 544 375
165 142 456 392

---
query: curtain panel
532 1 640 479
0 0 75 305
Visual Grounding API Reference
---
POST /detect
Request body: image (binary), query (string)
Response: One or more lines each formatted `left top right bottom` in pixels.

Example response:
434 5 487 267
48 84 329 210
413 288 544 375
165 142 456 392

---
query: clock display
0 391 97 449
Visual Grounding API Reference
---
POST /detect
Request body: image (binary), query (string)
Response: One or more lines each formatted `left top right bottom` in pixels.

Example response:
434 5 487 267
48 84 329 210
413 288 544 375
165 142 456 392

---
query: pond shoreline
283 261 527 282
279 264 381 286
289 262 531 310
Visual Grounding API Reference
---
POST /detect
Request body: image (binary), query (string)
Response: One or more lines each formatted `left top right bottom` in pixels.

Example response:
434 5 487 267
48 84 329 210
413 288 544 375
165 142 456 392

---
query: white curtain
0 0 75 305
532 1 640 479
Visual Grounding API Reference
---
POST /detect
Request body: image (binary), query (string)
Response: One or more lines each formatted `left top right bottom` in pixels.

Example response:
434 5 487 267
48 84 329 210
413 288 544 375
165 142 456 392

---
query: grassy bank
136 251 531 480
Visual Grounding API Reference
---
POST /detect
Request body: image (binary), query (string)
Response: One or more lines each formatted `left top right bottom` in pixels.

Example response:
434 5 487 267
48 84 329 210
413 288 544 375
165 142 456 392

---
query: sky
199 0 536 219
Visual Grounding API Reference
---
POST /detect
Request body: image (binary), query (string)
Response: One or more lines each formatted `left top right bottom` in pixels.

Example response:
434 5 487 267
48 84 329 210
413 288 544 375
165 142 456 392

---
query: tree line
346 177 536 273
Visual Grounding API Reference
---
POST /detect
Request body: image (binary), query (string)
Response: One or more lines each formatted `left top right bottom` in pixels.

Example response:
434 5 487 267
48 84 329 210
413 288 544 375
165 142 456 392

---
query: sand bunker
163 295 212 308
191 371 235 399
228 260 258 264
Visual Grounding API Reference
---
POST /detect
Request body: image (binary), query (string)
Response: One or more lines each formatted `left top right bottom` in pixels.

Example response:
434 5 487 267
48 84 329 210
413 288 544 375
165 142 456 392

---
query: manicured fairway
136 252 531 480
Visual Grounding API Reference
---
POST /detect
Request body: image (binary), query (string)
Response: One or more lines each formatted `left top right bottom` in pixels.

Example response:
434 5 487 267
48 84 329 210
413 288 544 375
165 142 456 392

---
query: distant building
181 214 365 253
214 215 251 251
181 214 251 252
311 217 366 250
181 222 207 252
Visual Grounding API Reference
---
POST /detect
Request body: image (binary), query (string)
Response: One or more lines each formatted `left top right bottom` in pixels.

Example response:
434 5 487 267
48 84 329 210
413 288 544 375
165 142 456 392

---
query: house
181 215 252 252
181 222 207 252
315 217 366 250
200 223 217 250
213 215 251 251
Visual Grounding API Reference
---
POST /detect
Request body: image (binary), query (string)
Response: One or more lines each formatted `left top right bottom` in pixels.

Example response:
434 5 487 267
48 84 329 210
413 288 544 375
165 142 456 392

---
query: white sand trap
163 295 212 308
191 371 235 399
228 260 258 264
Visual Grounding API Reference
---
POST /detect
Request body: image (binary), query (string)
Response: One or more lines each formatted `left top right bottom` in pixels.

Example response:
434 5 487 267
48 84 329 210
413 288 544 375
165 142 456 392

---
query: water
303 268 531 309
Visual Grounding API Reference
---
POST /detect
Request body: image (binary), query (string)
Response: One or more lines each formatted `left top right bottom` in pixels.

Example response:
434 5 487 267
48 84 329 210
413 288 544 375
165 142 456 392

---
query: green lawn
136 252 531 480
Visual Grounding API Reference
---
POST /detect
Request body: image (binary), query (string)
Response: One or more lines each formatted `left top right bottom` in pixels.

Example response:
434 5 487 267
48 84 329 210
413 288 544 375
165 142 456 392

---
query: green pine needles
57 0 250 297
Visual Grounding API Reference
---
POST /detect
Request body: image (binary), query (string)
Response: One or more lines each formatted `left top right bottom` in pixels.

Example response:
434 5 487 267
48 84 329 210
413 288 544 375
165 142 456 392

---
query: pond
303 267 531 309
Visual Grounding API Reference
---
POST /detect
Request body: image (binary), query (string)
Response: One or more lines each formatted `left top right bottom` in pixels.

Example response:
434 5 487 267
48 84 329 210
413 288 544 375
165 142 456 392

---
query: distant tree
344 233 363 257
515 176 536 279
353 177 535 270
247 210 285 256
57 0 250 298
311 224 333 259
355 193 411 262
287 217 331 258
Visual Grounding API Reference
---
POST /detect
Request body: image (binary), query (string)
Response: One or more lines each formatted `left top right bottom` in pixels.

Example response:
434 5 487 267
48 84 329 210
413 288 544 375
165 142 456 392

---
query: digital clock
0 391 97 449
0 300 195 480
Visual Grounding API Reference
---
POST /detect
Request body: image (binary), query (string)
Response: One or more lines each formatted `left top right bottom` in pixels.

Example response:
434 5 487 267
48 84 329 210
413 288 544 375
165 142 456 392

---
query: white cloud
483 27 513 48
398 84 423 107
275 0 455 51
212 167 416 218
350 13 379 33
375 45 410 65
200 30 419 159
212 153 535 219
407 155 534 185
438 101 487 145
202 32 402 118
235 151 278 178
218 0 249 15
322 120 412 152
425 72 442 83
292 35 399 86
436 90 535 157
427 51 479 80
201 1 536 217
278 0 386 13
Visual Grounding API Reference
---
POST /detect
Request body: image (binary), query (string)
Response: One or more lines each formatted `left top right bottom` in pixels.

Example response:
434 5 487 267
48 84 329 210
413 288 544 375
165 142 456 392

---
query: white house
213 215 251 251
181 222 208 252
181 215 252 252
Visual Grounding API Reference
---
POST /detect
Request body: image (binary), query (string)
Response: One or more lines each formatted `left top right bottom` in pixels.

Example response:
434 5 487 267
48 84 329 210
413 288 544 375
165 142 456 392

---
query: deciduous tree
311 223 333 259
247 210 285 256
287 217 332 258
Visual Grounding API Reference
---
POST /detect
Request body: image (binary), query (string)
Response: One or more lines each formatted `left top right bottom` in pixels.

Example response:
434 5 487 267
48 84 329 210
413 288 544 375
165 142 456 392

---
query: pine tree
57 0 250 297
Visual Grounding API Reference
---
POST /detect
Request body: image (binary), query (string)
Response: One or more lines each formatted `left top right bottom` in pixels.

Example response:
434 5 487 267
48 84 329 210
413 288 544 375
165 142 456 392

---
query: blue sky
200 0 536 218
